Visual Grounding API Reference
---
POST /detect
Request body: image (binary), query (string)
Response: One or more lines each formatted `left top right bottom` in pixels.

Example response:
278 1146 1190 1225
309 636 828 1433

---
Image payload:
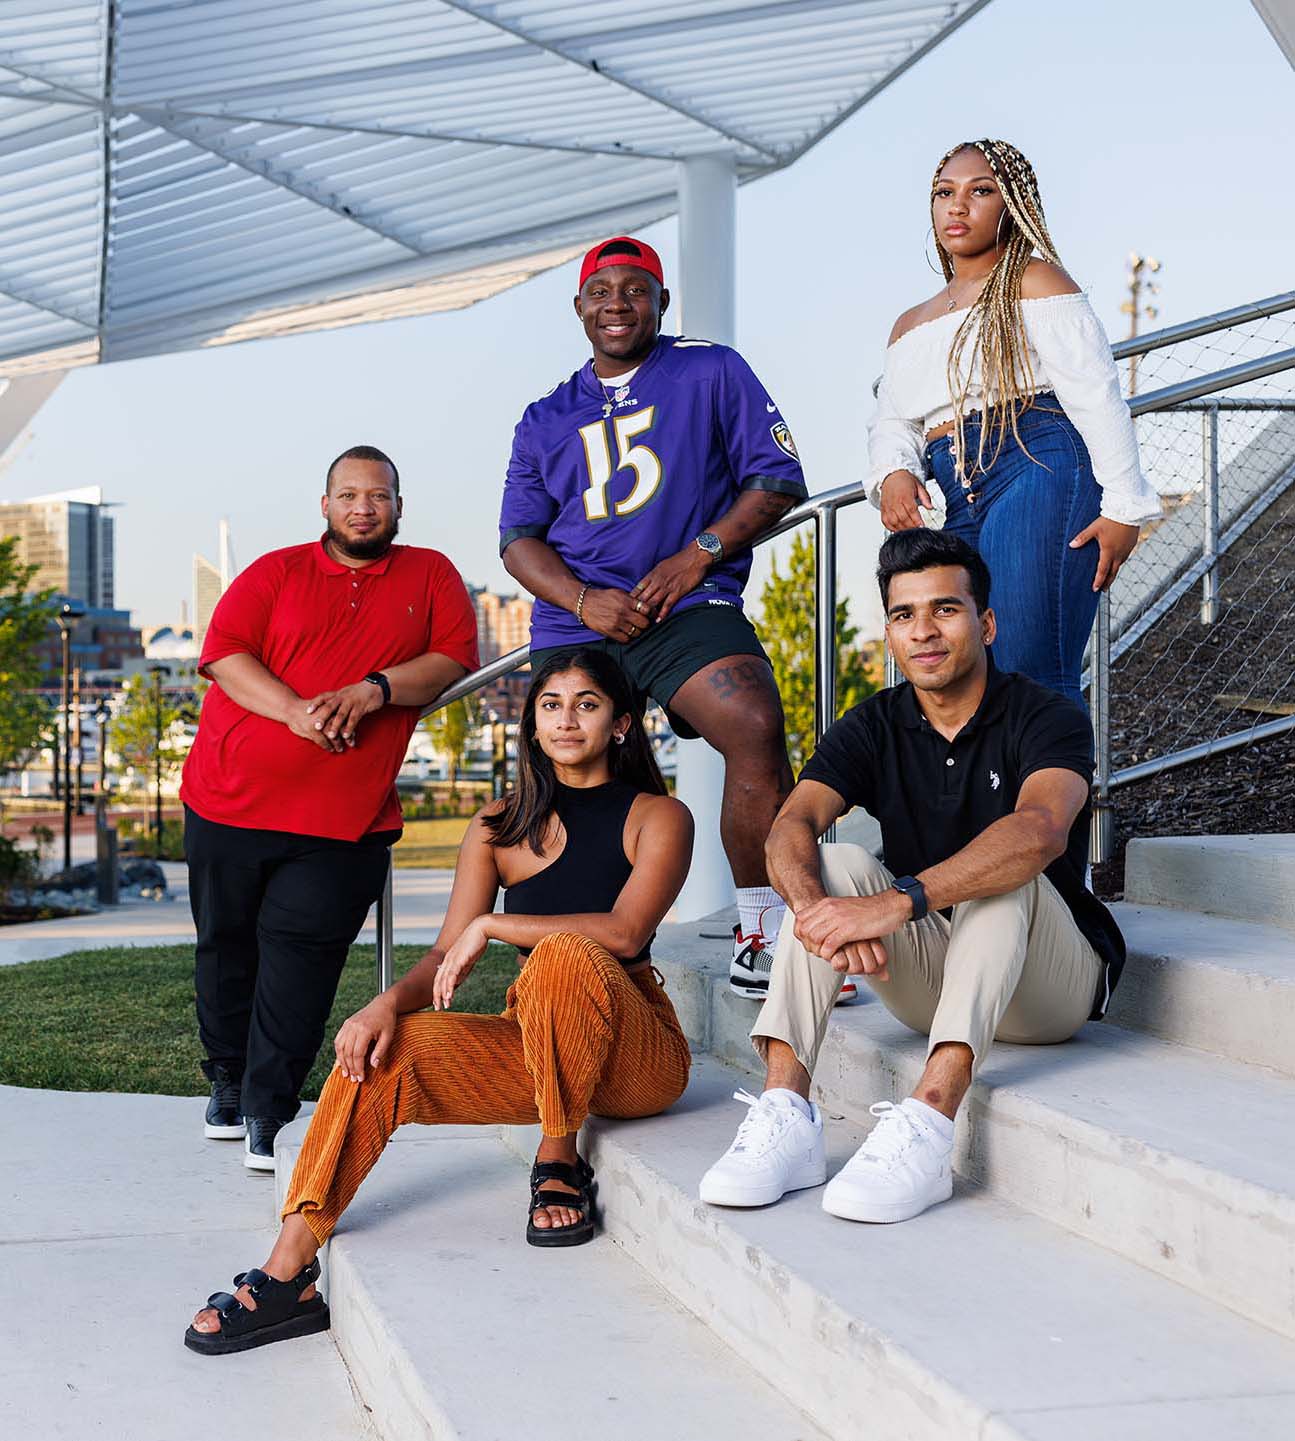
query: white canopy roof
0 0 991 375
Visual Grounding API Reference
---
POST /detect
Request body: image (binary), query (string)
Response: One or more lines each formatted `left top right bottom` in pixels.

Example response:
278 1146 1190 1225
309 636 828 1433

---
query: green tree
753 530 883 773
108 674 193 792
423 695 478 798
0 536 55 791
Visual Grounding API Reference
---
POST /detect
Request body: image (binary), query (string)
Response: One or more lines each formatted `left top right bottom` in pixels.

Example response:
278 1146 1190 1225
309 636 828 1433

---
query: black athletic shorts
528 600 770 740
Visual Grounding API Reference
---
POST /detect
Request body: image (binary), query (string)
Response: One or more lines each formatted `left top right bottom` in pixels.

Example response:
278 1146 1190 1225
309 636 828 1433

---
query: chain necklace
945 275 974 311
598 367 636 418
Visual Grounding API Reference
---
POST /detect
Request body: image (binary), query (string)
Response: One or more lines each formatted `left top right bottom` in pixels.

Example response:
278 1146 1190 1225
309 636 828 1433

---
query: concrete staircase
276 834 1295 1440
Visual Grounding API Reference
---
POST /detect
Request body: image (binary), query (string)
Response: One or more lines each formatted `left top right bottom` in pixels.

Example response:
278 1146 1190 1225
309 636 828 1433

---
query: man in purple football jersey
501 234 856 1003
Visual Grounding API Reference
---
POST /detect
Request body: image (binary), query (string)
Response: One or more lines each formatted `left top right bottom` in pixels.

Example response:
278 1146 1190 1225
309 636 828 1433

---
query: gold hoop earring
924 225 944 275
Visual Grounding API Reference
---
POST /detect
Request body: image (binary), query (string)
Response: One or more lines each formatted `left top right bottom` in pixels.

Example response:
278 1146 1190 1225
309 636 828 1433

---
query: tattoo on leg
708 660 767 701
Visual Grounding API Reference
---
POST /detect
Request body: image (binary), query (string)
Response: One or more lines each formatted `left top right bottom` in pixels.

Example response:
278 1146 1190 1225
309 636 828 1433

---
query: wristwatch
363 671 391 705
695 531 724 563
891 874 928 922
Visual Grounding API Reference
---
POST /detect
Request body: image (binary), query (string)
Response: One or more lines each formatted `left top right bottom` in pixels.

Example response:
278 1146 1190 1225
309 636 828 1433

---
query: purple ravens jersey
500 335 808 648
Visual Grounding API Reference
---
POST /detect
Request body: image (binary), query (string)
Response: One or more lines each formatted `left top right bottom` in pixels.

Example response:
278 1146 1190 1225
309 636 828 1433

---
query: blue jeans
928 394 1101 706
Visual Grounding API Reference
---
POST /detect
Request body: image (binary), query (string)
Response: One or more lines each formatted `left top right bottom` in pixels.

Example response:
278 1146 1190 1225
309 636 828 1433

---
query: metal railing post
376 855 394 993
1089 592 1113 864
814 506 838 843
814 507 837 745
1201 402 1220 625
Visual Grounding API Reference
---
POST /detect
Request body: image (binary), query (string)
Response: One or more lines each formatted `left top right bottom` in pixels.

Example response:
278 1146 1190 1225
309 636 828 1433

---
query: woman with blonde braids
868 139 1161 704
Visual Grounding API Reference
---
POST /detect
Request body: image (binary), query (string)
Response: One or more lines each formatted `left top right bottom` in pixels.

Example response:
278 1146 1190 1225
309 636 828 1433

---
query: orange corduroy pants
282 931 692 1243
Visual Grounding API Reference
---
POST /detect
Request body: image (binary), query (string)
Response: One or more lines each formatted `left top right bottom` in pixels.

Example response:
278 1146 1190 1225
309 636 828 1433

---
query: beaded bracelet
575 584 589 624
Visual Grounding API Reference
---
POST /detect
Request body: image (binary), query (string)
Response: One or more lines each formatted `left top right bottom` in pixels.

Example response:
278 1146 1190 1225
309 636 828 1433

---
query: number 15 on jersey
578 407 662 522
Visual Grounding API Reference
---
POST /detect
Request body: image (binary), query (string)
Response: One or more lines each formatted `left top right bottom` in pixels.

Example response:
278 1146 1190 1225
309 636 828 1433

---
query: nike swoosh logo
766 402 778 412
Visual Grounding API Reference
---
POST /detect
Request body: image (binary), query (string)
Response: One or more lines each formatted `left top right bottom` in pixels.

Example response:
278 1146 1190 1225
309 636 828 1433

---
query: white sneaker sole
699 1157 827 1208
821 1174 952 1224
728 977 768 1000
204 1122 246 1140
244 1146 276 1172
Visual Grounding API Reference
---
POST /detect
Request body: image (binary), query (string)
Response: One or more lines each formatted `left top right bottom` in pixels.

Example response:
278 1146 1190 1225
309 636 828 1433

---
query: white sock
764 1087 813 1120
902 1096 954 1145
737 886 784 940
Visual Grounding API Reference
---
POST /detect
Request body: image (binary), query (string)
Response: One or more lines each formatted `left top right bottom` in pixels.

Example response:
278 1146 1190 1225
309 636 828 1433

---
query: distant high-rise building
193 517 236 647
0 484 117 607
469 586 532 721
471 586 532 663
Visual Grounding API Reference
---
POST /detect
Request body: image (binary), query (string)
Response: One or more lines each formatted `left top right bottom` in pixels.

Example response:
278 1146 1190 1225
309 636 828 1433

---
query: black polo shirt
801 661 1124 1015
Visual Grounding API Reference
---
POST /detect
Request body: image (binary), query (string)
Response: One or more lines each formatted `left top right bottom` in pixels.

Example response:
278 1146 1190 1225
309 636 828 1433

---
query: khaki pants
752 845 1101 1081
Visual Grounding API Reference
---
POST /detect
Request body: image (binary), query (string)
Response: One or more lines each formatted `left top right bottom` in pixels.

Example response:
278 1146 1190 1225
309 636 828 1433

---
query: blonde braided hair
931 139 1064 480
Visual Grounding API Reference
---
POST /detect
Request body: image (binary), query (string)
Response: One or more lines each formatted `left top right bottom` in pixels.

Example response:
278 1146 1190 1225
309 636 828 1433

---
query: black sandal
183 1258 329 1355
526 1155 597 1248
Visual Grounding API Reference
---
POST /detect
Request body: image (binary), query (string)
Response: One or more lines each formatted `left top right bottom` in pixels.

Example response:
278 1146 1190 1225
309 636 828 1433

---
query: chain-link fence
1089 293 1295 863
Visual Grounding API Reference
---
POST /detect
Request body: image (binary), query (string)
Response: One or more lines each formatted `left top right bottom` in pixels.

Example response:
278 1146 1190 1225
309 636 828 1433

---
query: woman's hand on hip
334 995 398 1082
1069 516 1140 591
879 470 932 532
432 917 489 1011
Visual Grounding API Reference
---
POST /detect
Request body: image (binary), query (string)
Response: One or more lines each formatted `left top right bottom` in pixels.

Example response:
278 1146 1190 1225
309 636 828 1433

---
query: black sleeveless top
503 778 652 966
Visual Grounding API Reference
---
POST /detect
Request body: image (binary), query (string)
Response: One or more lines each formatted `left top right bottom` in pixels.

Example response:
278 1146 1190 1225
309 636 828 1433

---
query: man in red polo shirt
181 444 479 1170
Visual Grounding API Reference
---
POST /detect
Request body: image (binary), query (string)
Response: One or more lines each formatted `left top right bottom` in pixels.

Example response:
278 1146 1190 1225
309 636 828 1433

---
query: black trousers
185 806 395 1121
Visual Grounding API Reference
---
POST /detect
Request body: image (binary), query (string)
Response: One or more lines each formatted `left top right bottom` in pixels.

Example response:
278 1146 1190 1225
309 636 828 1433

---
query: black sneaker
244 1116 286 1173
204 1064 245 1140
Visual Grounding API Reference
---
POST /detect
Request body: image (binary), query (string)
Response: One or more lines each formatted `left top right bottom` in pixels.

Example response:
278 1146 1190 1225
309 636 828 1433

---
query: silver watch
695 531 724 562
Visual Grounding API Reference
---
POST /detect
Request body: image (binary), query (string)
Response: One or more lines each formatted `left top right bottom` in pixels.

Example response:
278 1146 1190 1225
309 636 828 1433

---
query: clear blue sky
7 0 1293 638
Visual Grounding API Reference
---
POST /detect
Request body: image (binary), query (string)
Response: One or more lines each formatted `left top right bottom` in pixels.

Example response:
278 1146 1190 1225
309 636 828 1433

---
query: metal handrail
418 480 872 724
1111 290 1295 362
1127 348 1295 416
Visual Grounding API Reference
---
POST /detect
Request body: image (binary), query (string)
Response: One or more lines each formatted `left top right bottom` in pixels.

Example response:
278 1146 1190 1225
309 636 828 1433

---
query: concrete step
651 939 1295 1342
275 1121 826 1441
1125 834 1295 930
1106 903 1295 1074
509 1058 1295 1441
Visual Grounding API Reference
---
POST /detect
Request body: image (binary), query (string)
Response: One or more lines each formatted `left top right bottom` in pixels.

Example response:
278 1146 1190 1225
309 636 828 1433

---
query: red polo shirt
181 539 479 840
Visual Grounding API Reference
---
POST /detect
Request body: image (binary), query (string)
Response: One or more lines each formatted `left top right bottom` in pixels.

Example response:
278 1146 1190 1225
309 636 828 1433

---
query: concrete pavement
0 1085 369 1440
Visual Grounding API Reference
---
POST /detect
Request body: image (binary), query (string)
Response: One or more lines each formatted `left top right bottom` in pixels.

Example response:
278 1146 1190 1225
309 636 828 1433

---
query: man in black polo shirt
699 528 1124 1224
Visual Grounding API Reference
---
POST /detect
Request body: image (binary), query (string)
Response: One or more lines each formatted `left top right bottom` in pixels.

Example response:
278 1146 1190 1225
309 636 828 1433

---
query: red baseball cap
578 235 664 290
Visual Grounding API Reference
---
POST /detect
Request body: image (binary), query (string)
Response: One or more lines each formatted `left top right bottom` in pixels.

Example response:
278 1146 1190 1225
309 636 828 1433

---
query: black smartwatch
363 671 391 705
891 874 928 922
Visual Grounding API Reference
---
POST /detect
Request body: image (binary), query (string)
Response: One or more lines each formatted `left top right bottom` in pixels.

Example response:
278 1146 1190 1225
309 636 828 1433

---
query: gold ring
635 600 645 613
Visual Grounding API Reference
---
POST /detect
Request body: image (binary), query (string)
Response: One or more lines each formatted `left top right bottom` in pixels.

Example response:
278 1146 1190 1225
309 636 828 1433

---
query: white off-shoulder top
866 292 1161 526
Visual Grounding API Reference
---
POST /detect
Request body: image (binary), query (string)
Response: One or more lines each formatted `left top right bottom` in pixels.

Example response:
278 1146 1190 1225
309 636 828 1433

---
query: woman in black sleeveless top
187 651 693 1354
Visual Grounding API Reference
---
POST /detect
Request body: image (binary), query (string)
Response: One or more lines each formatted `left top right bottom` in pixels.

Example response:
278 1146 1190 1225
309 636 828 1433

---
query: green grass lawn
392 815 472 869
0 941 518 1099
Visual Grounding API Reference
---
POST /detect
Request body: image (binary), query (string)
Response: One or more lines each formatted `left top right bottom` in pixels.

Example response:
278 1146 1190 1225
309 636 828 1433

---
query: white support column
673 151 737 923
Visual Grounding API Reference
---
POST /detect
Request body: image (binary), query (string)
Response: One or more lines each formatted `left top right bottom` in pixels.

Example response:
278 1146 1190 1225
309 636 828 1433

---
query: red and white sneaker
729 925 859 1005
729 925 775 999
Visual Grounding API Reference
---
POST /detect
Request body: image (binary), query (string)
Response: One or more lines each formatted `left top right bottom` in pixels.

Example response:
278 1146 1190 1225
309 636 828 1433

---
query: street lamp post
55 602 85 873
94 696 118 906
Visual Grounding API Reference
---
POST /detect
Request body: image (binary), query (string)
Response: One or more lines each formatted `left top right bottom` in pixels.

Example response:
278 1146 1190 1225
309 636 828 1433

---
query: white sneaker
729 925 859 1005
821 1100 953 1223
699 1089 827 1207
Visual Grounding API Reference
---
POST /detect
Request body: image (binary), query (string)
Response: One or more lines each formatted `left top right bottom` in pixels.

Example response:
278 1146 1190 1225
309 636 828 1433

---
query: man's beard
326 517 398 560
